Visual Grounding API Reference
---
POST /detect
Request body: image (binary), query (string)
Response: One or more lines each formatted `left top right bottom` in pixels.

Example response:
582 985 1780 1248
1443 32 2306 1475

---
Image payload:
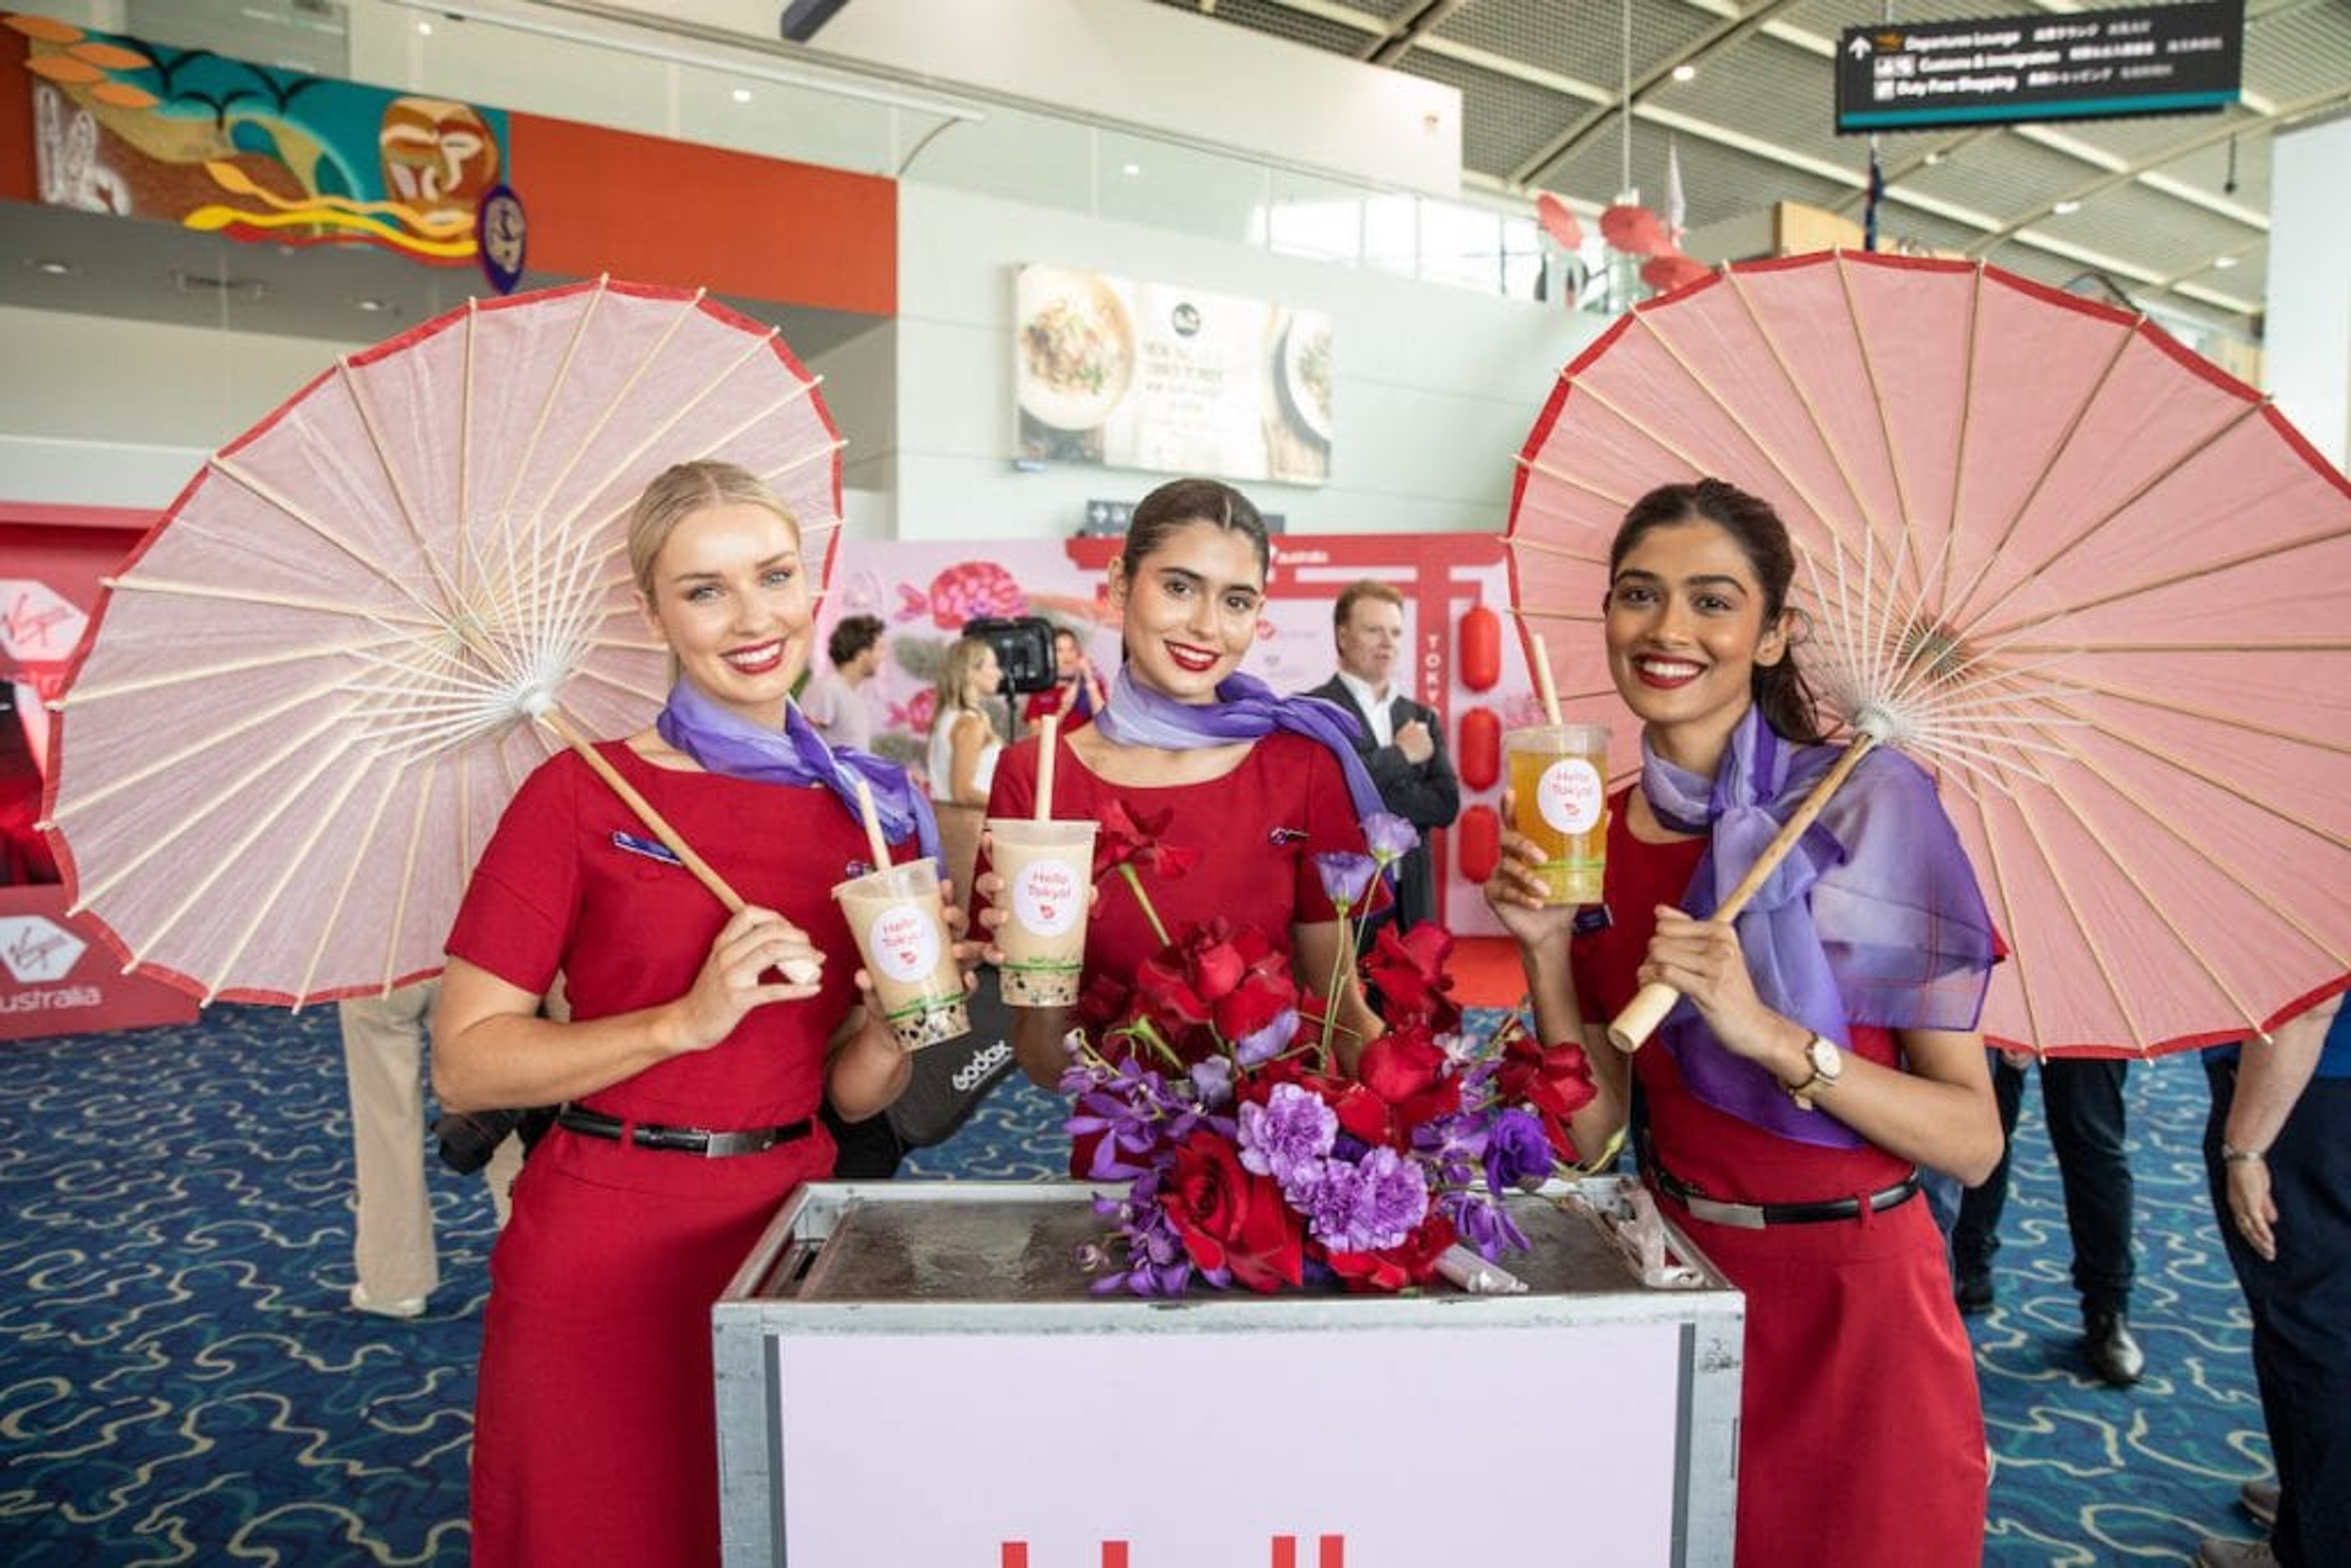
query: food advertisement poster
1014 263 1333 485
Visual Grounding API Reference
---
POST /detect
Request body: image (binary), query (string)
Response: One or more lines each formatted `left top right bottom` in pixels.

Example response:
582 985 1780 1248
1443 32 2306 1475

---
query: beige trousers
338 980 521 1302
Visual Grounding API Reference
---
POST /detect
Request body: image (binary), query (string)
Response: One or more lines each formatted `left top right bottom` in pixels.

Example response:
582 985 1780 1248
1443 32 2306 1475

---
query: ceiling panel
1898 132 2102 220
1400 51 1591 177
1142 0 1381 54
2244 0 2351 105
1431 0 1725 88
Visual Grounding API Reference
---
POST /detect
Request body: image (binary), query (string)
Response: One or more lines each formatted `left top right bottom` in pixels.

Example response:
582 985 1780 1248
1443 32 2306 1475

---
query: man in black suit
1303 580 1461 937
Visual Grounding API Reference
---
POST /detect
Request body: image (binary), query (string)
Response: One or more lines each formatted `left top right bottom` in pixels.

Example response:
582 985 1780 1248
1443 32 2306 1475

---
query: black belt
1647 1155 1919 1231
556 1106 812 1158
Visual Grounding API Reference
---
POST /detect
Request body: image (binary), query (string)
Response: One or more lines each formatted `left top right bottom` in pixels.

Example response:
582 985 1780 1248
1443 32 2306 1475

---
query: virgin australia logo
1 915 87 984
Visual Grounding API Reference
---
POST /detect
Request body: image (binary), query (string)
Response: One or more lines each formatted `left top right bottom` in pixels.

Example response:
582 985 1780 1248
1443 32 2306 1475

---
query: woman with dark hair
1487 478 2004 1567
982 476 1387 1092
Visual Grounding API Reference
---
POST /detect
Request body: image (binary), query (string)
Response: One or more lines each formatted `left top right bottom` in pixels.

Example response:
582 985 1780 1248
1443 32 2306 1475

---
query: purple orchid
1482 1107 1555 1194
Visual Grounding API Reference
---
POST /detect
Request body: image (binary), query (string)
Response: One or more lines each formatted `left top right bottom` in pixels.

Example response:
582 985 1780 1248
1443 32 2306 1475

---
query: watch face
1810 1037 1842 1078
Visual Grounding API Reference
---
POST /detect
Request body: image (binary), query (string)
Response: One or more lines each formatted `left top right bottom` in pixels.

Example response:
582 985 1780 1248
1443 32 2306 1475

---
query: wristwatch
1785 1034 1844 1111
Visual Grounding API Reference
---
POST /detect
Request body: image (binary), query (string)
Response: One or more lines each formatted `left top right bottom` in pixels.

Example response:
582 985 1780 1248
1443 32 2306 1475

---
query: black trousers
2203 1058 2351 1568
1952 1054 2135 1315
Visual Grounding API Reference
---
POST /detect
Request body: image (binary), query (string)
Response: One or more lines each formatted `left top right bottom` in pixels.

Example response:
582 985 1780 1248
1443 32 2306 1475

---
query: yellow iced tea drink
1505 722 1610 905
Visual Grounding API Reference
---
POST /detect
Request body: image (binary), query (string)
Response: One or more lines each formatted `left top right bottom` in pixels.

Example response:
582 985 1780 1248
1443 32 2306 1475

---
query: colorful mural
9 10 508 266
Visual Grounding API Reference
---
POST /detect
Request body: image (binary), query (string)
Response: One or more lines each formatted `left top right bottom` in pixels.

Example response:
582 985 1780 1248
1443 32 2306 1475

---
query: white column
2265 111 2351 471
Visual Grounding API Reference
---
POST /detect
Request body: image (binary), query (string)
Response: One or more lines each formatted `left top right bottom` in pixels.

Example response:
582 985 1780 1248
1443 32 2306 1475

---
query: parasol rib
336 360 465 612
54 630 417 706
2060 704 2351 855
2047 726 2349 980
569 663 669 707
70 708 351 915
1833 257 1930 606
1939 309 2141 632
1513 604 1605 626
1724 264 1892 576
458 299 479 602
1976 517 2351 645
1507 534 1612 568
1570 380 1755 511
1948 775 2052 1051
204 759 378 1003
49 675 352 819
206 457 449 625
124 727 358 967
2033 752 2273 1041
102 572 440 629
379 763 441 994
2062 672 2351 760
496 278 610 526
1629 309 1855 555
1933 264 1989 615
2004 787 2150 1052
1514 451 1638 512
523 288 709 528
1961 397 2274 641
2002 637 2351 656
293 762 409 1002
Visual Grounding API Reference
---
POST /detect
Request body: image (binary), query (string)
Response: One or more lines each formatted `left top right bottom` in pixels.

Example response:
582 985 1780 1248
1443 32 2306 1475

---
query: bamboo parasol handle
1608 733 1881 1052
540 706 746 914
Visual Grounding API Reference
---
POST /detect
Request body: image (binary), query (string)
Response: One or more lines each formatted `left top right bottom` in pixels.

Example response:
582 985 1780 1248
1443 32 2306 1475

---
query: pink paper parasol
40 277 845 1005
1600 203 1668 257
1506 250 2351 1056
1640 253 1713 295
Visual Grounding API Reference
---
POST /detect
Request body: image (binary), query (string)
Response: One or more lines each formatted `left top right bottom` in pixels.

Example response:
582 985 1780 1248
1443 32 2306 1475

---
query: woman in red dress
432 460 945 1567
983 478 1387 1093
1486 479 2004 1567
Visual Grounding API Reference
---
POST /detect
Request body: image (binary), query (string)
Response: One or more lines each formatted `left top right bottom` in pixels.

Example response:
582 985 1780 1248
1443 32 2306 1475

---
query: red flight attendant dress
986 728 1368 1053
1572 792 1988 1568
447 741 883 1568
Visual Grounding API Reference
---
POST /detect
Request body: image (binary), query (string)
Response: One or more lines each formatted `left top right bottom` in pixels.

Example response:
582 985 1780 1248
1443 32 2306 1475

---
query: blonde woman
433 459 951 1567
927 634 1005 809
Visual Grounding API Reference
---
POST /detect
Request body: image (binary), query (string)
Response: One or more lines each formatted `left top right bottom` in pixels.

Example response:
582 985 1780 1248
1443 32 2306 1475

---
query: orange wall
0 32 895 316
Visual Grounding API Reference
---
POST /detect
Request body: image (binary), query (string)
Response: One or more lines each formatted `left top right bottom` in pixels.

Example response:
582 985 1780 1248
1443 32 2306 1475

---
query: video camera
963 615 1057 696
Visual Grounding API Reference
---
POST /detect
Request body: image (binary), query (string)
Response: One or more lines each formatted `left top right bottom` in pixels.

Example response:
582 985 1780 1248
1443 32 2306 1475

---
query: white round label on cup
1013 857 1082 937
1537 757 1605 834
867 902 942 985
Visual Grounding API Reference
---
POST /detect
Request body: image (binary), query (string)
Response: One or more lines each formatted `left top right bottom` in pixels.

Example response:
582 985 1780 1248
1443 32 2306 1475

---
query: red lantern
1457 706 1501 791
1458 604 1501 692
1456 805 1502 884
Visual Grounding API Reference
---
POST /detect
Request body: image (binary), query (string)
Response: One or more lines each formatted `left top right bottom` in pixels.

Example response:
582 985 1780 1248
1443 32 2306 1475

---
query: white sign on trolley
713 1183 1745 1567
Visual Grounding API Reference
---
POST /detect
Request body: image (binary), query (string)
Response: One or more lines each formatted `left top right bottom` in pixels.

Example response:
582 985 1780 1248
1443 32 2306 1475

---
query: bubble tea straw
1529 631 1564 726
852 776 894 874
1032 713 1061 822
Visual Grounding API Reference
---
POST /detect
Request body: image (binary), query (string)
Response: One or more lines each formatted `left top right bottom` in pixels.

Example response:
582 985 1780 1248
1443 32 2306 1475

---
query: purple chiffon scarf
1641 706 1997 1149
1090 667 1388 833
654 678 939 866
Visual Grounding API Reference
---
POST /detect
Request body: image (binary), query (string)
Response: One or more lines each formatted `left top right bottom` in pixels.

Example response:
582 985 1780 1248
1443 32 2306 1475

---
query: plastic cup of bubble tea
1504 721 1610 906
984 817 1098 1008
830 860 970 1051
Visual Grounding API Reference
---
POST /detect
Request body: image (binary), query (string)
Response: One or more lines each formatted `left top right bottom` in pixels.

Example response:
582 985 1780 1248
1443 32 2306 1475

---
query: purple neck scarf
1641 705 1997 1149
654 679 939 866
1091 666 1387 832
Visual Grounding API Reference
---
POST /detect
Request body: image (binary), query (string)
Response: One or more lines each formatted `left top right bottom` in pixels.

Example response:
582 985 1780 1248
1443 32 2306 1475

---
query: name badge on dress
611 831 683 868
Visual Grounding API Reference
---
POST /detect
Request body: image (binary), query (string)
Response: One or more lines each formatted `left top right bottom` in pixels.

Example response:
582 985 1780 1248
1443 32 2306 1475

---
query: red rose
1365 923 1461 1032
1498 1030 1600 1161
1160 1130 1304 1294
1353 1026 1463 1142
1094 800 1201 883
1134 920 1299 1057
1324 1213 1459 1293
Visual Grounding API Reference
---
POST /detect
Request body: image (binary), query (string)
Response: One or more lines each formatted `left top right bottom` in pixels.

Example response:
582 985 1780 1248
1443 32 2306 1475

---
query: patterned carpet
0 1006 2275 1564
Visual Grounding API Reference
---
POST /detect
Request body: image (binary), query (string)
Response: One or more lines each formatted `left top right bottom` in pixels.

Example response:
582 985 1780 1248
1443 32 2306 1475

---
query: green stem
1118 863 1171 947
1316 900 1352 1071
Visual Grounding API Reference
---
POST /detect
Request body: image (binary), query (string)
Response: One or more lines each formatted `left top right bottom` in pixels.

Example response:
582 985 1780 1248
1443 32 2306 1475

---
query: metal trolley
713 1179 1744 1566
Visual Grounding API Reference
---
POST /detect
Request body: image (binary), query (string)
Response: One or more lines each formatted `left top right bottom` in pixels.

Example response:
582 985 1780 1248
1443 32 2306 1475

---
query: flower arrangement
1064 806 1600 1296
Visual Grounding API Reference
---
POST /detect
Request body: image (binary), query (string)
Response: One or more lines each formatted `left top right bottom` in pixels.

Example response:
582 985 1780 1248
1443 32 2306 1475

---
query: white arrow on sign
1848 36 1873 58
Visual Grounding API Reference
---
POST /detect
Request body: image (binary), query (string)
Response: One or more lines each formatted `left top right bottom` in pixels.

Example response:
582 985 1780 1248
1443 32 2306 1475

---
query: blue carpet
0 1007 2273 1563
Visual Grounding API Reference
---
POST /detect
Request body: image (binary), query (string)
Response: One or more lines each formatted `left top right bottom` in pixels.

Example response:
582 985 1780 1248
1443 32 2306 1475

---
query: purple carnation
1363 811 1420 865
1313 850 1378 909
1482 1107 1555 1195
1237 1082 1338 1187
1303 1146 1430 1254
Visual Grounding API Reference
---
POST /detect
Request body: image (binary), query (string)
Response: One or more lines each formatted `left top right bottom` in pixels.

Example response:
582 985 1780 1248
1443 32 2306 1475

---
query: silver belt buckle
700 1128 774 1158
1684 1192 1769 1230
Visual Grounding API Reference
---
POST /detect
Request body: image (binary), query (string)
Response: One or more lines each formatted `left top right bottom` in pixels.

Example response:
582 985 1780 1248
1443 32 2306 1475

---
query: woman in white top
927 635 1004 808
